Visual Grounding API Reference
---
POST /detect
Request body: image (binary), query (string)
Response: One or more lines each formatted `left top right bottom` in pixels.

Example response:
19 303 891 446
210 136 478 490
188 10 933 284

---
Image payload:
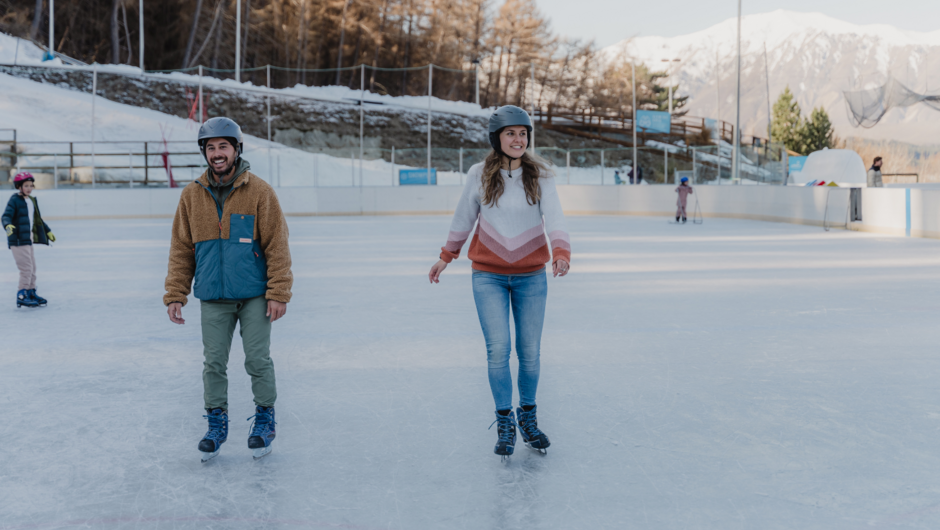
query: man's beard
211 157 237 179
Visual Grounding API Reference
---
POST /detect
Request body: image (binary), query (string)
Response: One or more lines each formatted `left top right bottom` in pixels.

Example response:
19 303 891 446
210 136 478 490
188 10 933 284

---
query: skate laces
247 408 276 437
488 413 516 443
202 411 228 440
517 409 544 439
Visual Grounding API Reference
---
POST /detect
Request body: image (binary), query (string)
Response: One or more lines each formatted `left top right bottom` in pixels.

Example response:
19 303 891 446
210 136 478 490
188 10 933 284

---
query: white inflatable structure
789 149 867 186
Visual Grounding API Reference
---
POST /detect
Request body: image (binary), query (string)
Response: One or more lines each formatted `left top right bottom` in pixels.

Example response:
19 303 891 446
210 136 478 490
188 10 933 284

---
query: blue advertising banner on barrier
788 156 808 174
399 168 437 185
636 110 671 134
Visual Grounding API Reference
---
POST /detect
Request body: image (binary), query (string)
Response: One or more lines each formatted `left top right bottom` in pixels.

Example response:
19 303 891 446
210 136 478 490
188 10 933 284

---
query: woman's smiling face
499 126 528 157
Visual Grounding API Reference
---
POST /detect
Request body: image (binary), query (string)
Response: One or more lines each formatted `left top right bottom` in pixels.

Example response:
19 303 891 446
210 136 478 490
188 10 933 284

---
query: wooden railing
533 106 769 147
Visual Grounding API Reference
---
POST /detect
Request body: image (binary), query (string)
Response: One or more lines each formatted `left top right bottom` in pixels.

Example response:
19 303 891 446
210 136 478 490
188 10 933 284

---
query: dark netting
844 77 940 128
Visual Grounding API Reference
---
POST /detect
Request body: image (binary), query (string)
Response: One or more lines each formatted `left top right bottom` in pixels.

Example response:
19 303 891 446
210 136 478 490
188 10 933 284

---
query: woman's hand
552 259 570 278
429 259 448 283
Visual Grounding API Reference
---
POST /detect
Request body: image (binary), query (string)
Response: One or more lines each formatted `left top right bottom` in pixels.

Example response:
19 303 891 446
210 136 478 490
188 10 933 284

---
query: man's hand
4 225 13 237
167 302 185 325
267 300 287 322
46 231 55 242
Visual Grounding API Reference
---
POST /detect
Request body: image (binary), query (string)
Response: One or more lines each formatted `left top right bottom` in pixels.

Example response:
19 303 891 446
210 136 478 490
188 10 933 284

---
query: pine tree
771 86 803 154
801 107 836 153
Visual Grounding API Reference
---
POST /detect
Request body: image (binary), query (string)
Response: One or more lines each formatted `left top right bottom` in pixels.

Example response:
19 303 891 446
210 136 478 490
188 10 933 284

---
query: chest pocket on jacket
230 214 254 242
221 213 267 300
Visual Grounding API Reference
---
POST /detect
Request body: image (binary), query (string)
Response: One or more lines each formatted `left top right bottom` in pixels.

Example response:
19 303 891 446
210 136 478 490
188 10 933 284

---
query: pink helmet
13 172 34 184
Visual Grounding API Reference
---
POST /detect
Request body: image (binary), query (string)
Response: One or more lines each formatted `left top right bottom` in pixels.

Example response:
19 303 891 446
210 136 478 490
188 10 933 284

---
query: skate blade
252 446 273 460
523 441 548 455
500 455 511 463
200 450 220 463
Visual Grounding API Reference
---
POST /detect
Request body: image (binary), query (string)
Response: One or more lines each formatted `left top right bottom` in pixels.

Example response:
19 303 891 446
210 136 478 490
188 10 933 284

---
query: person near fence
675 176 693 223
428 105 571 460
867 157 884 188
614 170 623 185
3 172 54 308
164 117 293 462
629 166 643 184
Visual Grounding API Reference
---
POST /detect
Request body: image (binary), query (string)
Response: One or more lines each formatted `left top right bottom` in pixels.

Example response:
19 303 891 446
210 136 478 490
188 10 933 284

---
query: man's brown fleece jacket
163 170 293 306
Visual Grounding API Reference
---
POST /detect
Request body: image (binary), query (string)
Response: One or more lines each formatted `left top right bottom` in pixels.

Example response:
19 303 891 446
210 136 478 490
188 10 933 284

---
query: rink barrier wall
32 185 935 239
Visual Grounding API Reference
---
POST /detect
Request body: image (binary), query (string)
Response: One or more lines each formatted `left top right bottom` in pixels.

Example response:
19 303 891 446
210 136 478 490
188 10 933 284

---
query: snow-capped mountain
607 10 940 145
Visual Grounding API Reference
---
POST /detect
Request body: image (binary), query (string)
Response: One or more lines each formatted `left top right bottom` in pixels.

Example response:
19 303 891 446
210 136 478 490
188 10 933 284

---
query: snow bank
0 32 64 66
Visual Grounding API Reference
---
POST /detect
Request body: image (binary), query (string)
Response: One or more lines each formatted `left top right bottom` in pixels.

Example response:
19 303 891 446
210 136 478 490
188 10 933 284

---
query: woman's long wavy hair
480 148 551 207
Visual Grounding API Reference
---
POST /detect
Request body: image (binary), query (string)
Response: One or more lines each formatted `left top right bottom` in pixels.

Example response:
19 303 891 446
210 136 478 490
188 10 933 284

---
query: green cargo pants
200 295 276 410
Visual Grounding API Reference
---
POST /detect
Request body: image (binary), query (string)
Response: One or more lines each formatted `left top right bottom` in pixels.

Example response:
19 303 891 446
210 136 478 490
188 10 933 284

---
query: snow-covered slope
607 10 940 144
0 32 490 120
0 72 482 187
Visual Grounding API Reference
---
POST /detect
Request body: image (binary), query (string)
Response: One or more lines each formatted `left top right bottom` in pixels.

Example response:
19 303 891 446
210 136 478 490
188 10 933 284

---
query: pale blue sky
535 0 940 47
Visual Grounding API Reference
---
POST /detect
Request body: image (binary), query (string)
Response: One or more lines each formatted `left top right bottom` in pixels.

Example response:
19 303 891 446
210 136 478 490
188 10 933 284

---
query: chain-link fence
0 61 785 189
1 142 787 189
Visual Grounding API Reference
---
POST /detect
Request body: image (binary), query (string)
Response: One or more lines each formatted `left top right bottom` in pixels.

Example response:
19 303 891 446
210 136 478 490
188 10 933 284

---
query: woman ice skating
3 172 55 308
675 176 693 223
428 105 571 460
163 117 293 462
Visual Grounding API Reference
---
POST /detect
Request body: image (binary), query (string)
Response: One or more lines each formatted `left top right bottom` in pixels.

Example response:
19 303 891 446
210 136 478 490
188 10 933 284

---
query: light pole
660 58 680 115
472 58 480 106
139 0 144 72
235 0 241 82
661 58 679 184
731 0 742 184
632 62 637 185
47 0 54 59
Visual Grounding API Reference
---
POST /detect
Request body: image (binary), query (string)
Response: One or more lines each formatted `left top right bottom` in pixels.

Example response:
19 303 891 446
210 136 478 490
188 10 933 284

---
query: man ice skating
164 117 293 462
675 176 693 223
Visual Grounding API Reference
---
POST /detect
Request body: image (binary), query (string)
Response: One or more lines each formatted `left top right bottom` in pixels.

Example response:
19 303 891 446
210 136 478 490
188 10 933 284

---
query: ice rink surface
4 214 940 529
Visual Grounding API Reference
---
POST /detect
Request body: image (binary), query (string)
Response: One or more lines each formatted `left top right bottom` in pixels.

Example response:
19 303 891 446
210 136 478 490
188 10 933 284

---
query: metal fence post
427 64 433 185
129 150 133 187
53 154 57 189
267 65 272 183
566 150 570 184
144 142 148 184
692 148 697 183
459 147 463 174
664 148 668 184
198 65 203 123
91 64 97 188
600 149 604 185
391 146 395 186
351 151 355 186
360 63 364 186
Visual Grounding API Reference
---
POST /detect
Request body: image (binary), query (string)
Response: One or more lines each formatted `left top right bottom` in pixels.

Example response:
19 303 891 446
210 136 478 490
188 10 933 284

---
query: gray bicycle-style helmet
488 105 532 158
197 117 244 161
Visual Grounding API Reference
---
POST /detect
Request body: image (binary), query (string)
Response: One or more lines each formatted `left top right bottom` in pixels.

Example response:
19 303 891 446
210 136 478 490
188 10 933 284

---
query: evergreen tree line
771 86 838 155
0 0 687 114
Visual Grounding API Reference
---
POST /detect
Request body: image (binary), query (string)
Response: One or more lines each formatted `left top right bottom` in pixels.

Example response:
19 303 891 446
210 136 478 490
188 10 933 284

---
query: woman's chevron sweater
440 163 571 274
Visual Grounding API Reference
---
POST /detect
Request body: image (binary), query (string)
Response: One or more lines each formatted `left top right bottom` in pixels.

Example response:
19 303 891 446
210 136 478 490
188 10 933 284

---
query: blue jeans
471 270 548 411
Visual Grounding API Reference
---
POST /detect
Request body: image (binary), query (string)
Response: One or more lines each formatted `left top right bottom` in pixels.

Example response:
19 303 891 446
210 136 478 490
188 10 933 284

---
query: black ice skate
516 405 550 455
199 408 229 462
28 289 47 306
489 410 517 462
681 217 687 224
247 406 276 460
16 289 37 308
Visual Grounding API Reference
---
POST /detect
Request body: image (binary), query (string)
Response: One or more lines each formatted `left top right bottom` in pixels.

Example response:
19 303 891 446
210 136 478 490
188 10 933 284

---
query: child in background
3 172 55 308
675 176 693 224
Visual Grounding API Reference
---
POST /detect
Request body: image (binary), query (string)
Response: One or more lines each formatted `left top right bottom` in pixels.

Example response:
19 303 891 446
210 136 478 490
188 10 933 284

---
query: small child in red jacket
675 177 693 224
